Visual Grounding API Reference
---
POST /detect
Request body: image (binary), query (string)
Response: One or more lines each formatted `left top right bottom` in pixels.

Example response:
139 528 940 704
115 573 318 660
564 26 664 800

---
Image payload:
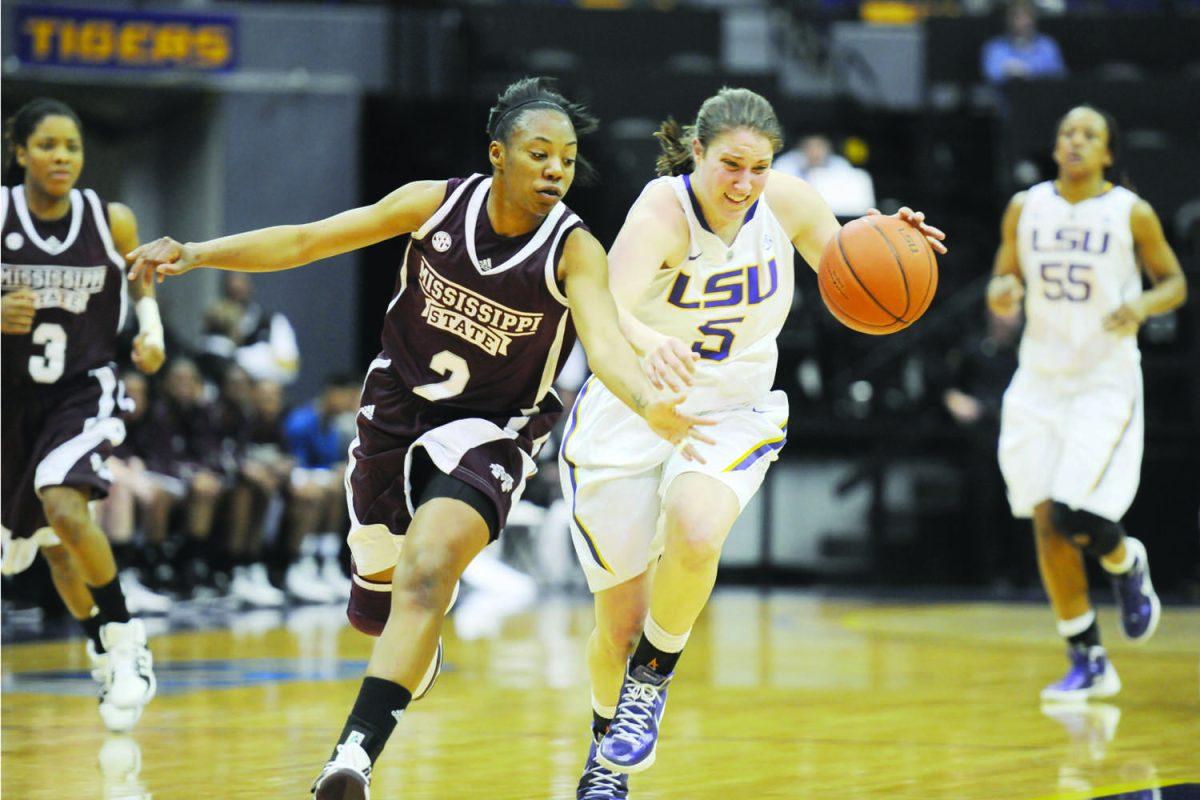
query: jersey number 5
692 317 744 362
1040 262 1093 302
29 322 67 383
413 351 470 401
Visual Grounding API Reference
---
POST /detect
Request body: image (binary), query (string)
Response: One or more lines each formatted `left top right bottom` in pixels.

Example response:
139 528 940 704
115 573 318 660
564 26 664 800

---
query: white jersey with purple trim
631 174 795 413
1016 180 1141 374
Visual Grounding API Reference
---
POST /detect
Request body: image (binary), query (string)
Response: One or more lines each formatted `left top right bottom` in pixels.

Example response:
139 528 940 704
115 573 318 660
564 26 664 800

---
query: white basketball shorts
559 376 788 592
998 363 1143 521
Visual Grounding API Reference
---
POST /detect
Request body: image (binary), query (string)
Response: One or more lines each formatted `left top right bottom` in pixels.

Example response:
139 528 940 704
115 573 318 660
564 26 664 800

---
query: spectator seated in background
214 365 288 609
140 357 230 597
281 373 359 603
982 0 1066 85
772 134 876 218
199 273 300 386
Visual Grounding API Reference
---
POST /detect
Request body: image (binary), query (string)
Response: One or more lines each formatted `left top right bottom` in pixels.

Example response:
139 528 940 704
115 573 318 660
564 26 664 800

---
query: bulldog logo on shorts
490 463 514 493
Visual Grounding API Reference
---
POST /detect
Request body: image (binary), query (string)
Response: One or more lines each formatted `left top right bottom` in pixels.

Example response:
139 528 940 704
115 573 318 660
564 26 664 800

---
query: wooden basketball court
3 592 1197 799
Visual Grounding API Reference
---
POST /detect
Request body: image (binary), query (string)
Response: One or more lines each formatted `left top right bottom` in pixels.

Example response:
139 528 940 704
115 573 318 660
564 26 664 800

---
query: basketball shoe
100 620 156 711
1108 537 1160 642
597 663 671 773
578 734 629 799
312 738 371 800
1040 646 1121 703
87 639 144 732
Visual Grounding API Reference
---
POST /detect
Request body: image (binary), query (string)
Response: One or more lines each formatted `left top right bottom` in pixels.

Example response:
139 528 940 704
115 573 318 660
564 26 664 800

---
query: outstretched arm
1103 199 1188 336
127 180 447 284
560 228 714 461
109 202 165 374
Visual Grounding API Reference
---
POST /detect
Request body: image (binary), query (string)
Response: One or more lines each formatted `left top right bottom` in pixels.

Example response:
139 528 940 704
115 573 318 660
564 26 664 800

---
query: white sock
644 615 690 654
1100 538 1137 574
1056 609 1097 639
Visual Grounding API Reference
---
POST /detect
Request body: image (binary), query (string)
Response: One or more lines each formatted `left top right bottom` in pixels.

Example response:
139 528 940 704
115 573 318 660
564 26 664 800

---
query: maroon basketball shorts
1 364 128 540
344 360 558 635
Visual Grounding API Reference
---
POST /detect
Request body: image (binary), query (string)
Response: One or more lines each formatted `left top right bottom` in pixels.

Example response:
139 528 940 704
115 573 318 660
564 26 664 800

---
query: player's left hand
1102 301 1146 337
869 207 948 255
132 331 165 374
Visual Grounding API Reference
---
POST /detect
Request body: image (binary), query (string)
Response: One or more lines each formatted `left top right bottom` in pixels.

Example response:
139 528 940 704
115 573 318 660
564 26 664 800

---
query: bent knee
42 496 91 543
393 559 458 613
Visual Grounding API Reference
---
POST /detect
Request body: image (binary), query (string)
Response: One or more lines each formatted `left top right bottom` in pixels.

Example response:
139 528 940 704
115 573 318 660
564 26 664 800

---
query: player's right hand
987 274 1024 318
643 335 700 393
642 394 717 463
1 289 37 335
127 237 199 287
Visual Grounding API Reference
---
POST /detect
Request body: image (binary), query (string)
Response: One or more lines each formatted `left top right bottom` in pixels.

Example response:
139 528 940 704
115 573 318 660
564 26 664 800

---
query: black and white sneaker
312 740 372 800
99 620 156 711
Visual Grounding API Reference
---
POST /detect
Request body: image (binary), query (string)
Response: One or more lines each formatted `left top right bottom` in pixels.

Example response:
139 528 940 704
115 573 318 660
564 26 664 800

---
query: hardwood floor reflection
3 593 1197 799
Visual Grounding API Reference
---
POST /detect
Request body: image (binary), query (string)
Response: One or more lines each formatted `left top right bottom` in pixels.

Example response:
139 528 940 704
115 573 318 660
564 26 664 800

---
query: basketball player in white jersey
2 98 163 733
561 88 947 794
988 105 1186 702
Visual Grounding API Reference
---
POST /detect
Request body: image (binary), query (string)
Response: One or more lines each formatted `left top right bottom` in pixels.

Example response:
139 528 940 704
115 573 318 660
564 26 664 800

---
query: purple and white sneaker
1109 537 1160 643
578 735 629 799
597 664 671 774
1040 646 1121 703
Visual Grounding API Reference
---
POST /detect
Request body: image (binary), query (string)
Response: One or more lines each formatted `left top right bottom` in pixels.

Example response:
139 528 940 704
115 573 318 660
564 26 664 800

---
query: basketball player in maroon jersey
127 77 714 798
2 98 162 732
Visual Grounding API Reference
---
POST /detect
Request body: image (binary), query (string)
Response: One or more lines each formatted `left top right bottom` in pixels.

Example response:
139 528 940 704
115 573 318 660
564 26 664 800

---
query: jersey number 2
413 351 470 401
29 322 67 383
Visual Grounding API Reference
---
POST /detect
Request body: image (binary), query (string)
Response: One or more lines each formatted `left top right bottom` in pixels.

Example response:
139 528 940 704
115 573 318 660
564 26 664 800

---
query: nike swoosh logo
687 252 701 261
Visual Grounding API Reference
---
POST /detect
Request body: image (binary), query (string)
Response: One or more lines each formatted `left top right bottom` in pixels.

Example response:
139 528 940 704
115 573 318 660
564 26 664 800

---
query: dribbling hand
868 207 948 255
644 335 700 393
642 394 717 463
126 237 199 287
1 289 37 335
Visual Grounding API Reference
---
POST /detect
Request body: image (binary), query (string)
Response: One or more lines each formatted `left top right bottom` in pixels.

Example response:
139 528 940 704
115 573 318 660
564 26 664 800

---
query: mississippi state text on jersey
379 174 583 418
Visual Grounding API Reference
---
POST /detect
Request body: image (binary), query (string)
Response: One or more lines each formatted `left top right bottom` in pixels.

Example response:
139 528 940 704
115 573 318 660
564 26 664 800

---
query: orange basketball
817 215 938 335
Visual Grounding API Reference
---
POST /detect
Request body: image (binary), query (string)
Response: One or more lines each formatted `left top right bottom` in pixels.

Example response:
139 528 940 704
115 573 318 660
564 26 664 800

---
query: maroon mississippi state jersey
381 174 583 415
2 185 128 389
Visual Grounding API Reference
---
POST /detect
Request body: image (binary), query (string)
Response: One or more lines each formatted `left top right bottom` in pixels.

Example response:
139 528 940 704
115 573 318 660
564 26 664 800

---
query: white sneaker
319 558 352 600
87 638 145 733
99 620 156 711
312 739 372 800
119 569 172 616
287 557 338 604
231 564 286 608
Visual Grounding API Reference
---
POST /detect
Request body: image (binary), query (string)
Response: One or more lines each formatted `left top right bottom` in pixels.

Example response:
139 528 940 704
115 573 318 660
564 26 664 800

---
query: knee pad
1049 501 1124 557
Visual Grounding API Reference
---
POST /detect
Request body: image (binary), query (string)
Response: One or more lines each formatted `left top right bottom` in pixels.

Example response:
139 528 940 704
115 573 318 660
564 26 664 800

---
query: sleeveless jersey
631 174 795 411
1016 181 1141 374
1 185 128 390
380 174 582 416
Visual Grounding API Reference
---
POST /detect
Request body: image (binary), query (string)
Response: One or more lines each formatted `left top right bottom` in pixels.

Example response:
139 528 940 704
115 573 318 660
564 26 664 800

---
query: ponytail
653 118 697 177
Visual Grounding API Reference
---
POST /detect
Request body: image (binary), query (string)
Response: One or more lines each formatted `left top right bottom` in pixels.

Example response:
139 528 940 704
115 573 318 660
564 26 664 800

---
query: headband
494 99 567 130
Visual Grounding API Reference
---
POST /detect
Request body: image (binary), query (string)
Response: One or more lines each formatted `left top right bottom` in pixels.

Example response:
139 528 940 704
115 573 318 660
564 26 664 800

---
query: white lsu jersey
631 174 794 412
1016 181 1142 374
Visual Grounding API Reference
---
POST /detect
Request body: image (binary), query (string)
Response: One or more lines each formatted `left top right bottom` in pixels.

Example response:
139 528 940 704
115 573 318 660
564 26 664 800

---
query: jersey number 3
29 322 67 383
413 351 470 401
